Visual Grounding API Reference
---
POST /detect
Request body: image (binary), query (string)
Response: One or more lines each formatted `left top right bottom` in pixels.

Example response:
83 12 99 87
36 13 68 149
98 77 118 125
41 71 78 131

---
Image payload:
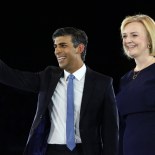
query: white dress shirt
47 64 86 144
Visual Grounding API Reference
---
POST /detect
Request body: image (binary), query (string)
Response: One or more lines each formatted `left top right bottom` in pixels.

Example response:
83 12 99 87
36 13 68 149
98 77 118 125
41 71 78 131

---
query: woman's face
122 21 150 58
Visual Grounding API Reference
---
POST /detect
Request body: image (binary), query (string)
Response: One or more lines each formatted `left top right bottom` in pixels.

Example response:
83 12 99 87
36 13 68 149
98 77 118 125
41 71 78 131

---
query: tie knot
68 74 75 80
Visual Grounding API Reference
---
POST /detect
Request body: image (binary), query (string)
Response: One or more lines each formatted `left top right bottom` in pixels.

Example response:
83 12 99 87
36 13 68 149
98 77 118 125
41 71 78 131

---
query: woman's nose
124 37 133 43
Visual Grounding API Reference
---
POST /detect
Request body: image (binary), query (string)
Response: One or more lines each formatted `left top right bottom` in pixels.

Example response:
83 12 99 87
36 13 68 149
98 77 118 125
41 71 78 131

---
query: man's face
53 35 83 73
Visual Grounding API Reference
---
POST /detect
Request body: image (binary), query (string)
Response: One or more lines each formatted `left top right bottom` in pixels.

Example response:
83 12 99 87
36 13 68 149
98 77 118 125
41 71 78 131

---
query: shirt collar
64 64 86 81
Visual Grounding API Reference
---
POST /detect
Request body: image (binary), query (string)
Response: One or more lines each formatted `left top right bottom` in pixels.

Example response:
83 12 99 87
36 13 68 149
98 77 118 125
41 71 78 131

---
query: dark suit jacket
0 59 119 155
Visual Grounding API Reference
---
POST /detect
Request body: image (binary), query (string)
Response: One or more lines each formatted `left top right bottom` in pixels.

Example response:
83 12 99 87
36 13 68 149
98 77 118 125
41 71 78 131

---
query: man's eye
53 45 57 48
61 45 67 48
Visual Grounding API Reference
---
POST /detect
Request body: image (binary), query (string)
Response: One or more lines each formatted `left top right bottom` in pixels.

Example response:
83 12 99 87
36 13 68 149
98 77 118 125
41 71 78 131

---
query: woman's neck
134 56 155 71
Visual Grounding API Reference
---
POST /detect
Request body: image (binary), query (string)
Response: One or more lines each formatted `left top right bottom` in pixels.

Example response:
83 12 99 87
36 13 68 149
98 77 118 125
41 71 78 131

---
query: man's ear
77 43 85 54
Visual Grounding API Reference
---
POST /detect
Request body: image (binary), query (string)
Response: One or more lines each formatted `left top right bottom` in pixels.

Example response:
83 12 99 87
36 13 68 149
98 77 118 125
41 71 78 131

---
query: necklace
132 56 155 79
132 70 141 79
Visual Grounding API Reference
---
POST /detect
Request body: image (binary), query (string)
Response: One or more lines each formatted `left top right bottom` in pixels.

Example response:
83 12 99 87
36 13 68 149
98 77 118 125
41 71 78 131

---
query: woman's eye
132 34 138 37
122 35 127 39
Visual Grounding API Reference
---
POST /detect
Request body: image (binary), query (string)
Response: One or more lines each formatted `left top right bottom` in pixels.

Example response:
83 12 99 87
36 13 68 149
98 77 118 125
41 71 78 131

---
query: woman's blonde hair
120 14 155 57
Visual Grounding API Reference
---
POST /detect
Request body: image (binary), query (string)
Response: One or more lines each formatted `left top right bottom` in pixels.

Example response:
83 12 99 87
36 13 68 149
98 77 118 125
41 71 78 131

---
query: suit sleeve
0 59 40 93
102 78 119 155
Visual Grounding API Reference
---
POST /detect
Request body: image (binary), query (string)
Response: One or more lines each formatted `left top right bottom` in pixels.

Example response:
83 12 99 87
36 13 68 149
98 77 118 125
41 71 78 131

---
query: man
0 27 119 155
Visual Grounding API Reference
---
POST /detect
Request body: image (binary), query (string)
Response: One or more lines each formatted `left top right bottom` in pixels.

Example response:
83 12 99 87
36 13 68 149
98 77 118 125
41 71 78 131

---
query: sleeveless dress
116 63 155 155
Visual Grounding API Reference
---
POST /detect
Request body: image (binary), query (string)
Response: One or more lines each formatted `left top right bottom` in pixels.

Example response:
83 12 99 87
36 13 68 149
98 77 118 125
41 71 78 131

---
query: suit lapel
80 67 96 119
44 68 63 112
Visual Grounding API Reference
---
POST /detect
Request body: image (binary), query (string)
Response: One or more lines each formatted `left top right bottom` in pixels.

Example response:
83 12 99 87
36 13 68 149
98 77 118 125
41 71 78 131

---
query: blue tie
66 74 76 151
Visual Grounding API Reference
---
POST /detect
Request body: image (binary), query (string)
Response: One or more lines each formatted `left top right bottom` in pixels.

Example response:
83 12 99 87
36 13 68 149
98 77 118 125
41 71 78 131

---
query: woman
116 14 155 155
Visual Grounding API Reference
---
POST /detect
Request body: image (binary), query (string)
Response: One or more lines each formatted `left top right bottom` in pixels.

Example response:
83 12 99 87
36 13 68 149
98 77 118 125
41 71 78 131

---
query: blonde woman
116 14 155 155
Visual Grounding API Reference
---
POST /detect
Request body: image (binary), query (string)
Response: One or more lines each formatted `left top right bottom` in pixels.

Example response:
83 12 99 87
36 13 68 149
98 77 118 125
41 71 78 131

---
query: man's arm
102 78 119 155
0 59 40 93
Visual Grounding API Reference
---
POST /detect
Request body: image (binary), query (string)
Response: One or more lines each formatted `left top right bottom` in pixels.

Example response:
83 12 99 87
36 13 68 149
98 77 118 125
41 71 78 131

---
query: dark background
0 1 155 154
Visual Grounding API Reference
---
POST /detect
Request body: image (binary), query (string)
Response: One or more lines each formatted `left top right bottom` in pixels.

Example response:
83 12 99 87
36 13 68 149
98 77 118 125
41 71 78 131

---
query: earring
147 44 151 49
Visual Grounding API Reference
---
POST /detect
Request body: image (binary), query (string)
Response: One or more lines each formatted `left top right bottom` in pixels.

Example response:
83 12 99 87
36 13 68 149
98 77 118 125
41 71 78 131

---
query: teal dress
116 63 155 155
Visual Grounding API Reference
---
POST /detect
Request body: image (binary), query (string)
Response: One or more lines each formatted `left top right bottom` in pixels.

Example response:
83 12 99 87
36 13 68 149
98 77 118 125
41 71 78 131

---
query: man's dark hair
52 27 88 61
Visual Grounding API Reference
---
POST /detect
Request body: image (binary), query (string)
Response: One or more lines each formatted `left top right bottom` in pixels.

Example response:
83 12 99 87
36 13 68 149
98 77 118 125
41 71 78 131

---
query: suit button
40 115 42 119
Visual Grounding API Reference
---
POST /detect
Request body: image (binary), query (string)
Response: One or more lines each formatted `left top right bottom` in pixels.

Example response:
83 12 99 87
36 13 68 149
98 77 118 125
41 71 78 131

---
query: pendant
132 71 140 79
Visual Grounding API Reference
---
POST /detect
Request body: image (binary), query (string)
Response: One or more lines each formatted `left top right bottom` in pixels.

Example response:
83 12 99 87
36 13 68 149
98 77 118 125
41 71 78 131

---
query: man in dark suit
0 27 119 155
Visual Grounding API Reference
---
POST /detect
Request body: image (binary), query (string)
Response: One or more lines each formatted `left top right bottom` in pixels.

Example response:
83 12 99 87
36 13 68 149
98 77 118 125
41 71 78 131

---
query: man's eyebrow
54 42 67 45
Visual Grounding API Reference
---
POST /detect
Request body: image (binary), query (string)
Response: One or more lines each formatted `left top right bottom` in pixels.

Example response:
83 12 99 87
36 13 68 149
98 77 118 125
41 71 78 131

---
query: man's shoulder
39 65 63 77
45 65 62 72
86 66 112 81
